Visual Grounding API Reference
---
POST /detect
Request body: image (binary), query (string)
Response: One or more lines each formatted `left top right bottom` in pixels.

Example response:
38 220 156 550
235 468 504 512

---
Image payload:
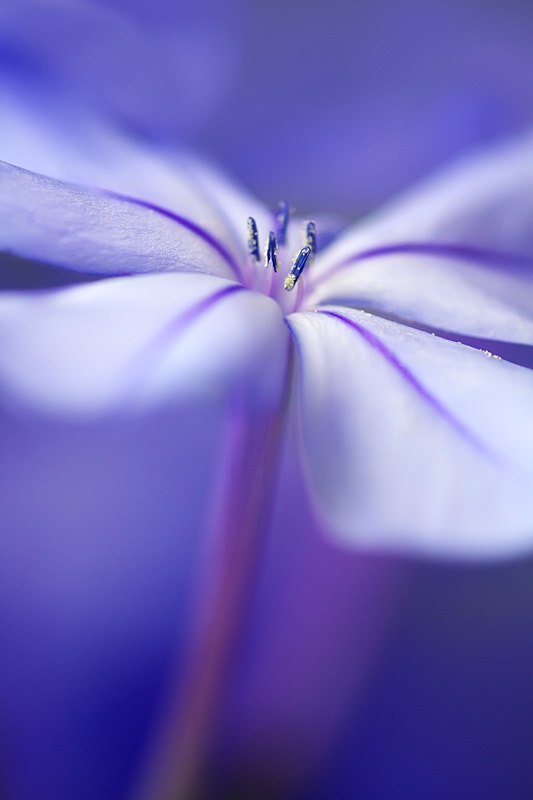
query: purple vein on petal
100 189 245 282
309 242 533 292
317 309 496 460
126 284 245 399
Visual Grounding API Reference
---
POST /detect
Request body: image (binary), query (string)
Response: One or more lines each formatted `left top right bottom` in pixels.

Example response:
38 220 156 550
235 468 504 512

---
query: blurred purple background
195 0 533 216
2 1 533 798
3 0 533 215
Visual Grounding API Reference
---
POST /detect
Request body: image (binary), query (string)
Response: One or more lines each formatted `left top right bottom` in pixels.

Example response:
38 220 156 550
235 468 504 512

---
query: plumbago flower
4 101 533 797
4 124 533 553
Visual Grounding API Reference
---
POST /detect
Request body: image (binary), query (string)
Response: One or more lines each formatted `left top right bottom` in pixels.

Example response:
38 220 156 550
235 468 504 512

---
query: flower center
244 201 317 312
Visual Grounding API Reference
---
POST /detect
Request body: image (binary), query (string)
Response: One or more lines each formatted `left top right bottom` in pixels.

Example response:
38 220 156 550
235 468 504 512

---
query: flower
3 95 533 796
0 95 408 799
4 101 533 554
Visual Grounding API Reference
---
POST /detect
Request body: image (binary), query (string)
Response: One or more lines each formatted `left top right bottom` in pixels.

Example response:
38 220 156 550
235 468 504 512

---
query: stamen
247 217 260 262
264 231 279 272
284 246 311 291
275 201 290 246
306 221 317 257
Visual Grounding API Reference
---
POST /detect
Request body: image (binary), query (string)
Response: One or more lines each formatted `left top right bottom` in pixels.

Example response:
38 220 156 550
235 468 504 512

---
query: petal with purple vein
307 248 533 344
289 306 533 558
0 272 288 417
0 161 241 280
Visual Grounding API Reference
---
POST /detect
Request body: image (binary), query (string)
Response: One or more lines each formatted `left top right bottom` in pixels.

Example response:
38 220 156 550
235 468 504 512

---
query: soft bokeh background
2 1 533 798
4 0 533 216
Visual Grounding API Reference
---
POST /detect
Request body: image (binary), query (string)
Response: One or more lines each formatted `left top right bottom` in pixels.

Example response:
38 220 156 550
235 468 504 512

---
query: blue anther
284 245 311 291
247 216 260 262
264 231 278 272
275 201 290 246
306 221 317 256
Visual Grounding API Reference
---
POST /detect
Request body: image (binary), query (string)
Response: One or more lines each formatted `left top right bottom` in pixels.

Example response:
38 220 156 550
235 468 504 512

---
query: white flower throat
245 201 317 308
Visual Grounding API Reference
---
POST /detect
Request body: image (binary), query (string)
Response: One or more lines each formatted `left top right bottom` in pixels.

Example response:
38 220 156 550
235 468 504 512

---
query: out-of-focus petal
314 133 533 273
0 161 243 280
307 134 533 339
0 272 288 418
289 307 533 558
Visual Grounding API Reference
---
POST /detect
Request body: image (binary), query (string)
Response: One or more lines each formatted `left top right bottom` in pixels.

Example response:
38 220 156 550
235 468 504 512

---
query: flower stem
133 392 290 799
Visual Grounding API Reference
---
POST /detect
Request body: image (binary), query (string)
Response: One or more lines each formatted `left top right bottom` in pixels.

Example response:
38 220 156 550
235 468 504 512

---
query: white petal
289 307 533 558
175 153 274 258
0 274 288 418
0 80 268 268
0 161 241 280
307 252 533 344
308 134 533 341
319 133 533 269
